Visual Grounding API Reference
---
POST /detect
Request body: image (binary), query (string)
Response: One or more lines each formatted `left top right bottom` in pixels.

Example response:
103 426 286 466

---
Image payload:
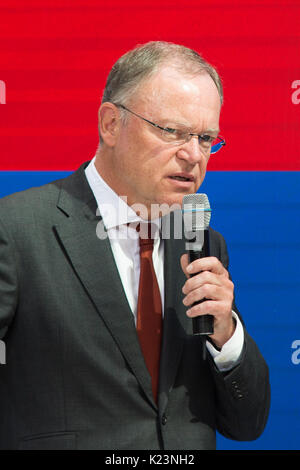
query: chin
155 193 185 213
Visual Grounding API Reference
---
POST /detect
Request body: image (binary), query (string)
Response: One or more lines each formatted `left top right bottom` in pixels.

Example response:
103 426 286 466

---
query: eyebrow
204 127 220 134
163 120 220 135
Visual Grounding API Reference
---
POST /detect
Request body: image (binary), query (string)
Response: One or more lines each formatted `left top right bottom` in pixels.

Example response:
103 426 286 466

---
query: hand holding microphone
181 193 235 349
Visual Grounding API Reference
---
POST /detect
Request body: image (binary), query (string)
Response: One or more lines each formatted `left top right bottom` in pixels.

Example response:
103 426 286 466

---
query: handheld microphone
182 193 214 336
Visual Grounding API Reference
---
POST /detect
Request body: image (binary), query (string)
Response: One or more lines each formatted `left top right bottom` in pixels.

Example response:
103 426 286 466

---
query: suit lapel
53 164 155 408
53 165 197 412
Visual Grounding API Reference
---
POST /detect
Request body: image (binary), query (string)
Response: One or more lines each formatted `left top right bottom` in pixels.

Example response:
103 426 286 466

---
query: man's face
108 66 221 216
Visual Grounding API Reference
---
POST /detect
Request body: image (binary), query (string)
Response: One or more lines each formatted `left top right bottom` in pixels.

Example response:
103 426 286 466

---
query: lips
168 172 195 182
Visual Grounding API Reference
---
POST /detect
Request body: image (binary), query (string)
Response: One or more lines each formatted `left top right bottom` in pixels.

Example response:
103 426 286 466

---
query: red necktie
136 223 163 403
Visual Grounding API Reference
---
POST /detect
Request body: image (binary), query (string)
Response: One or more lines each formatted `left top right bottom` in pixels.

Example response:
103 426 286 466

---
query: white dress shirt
85 157 244 371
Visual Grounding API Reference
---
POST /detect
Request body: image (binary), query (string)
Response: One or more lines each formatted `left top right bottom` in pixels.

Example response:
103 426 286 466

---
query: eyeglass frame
114 103 226 155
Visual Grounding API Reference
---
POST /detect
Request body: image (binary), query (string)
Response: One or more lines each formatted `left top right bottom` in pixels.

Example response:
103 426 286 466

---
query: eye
161 127 184 141
164 127 177 134
200 134 215 143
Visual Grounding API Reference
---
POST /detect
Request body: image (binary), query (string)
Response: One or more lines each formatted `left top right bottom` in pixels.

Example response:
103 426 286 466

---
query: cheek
140 146 172 179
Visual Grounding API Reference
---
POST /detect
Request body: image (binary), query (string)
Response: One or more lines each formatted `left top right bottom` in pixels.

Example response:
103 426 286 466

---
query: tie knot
136 222 156 247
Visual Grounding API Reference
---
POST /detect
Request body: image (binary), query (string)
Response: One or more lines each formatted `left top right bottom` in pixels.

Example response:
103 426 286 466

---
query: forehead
134 66 221 126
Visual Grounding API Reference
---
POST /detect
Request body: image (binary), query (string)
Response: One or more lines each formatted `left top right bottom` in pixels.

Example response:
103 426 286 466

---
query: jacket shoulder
0 176 64 212
0 173 73 234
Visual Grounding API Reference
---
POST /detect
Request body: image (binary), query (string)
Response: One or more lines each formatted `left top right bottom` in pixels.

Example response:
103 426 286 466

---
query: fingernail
186 264 192 273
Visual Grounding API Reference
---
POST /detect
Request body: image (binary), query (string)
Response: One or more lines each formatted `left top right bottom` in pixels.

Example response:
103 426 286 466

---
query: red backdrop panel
0 0 299 170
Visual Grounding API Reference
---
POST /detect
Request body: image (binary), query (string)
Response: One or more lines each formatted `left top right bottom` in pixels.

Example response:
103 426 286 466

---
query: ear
98 102 121 147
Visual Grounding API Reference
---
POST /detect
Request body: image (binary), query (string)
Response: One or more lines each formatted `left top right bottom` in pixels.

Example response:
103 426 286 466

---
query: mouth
168 173 195 185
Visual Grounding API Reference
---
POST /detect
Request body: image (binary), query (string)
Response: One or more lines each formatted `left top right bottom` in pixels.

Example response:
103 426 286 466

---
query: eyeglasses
116 104 225 155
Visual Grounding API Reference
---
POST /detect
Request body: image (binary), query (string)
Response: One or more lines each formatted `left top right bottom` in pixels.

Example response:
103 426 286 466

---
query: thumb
180 253 191 279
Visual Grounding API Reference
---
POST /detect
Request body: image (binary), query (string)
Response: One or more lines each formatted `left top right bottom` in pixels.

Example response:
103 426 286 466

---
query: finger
186 299 232 318
183 284 225 307
186 256 228 276
180 254 191 279
182 270 224 294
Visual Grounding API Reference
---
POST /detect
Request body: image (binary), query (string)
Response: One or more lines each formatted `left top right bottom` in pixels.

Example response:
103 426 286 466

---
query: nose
175 135 205 165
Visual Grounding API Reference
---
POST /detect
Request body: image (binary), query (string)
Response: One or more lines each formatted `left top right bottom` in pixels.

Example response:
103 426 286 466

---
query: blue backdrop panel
0 170 299 450
201 171 300 450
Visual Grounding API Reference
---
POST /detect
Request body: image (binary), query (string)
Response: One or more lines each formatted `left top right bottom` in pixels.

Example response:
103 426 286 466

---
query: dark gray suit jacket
0 162 270 450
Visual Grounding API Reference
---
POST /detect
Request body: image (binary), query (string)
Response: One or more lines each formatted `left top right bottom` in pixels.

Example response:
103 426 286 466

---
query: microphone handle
188 230 214 336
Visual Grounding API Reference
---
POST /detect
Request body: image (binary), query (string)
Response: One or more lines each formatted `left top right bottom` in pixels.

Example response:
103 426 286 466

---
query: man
0 41 270 450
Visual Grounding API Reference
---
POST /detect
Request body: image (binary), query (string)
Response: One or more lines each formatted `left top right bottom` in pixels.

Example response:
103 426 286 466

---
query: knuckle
211 256 220 267
202 283 211 297
189 276 198 290
188 291 197 305
201 271 212 283
204 300 214 312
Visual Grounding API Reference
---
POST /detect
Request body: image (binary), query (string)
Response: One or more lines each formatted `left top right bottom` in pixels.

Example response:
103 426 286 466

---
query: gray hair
97 41 223 145
101 41 223 109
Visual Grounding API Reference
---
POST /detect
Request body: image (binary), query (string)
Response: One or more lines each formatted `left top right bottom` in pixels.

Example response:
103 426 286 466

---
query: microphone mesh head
182 193 211 231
